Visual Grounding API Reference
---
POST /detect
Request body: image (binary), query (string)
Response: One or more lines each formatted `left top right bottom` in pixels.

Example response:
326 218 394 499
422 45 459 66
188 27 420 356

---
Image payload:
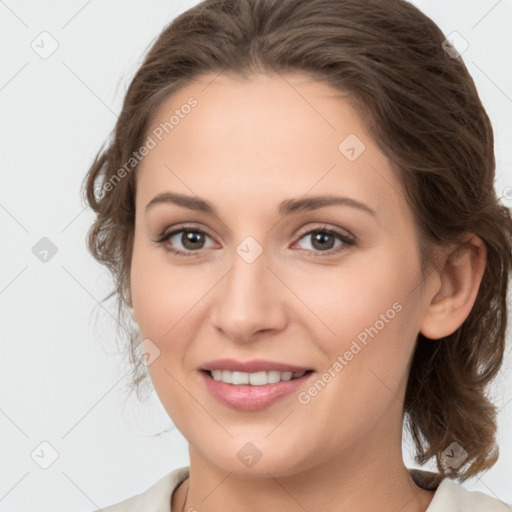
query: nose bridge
223 242 273 314
211 237 285 340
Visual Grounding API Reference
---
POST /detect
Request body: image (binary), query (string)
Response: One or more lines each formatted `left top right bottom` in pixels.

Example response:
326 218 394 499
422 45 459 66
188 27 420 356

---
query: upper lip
200 359 313 373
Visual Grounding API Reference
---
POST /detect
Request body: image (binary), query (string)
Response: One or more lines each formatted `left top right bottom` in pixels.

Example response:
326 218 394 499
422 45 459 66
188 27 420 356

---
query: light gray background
1 1 511 511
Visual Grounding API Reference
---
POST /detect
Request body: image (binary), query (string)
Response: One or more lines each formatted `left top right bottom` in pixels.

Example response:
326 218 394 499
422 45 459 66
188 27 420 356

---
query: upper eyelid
295 224 355 241
160 223 217 242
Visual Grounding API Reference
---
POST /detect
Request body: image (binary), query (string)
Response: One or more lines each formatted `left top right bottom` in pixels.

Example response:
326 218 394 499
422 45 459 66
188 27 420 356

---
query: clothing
96 466 511 511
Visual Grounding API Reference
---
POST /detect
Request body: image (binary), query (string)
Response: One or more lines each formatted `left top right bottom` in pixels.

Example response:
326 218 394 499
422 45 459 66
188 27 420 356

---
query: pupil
183 231 204 249
312 232 334 250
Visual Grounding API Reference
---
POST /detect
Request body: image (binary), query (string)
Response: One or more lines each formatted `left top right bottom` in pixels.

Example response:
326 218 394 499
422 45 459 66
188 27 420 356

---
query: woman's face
130 72 433 477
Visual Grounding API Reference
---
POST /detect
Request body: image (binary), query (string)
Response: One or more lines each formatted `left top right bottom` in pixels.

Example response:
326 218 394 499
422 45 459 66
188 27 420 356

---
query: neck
175 441 435 512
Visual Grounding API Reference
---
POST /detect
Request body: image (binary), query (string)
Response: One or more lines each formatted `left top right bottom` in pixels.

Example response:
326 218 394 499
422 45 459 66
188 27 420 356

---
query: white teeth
232 371 249 385
209 369 307 385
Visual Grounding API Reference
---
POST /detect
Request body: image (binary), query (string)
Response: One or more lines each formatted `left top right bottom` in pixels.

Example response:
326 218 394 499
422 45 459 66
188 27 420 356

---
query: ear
420 235 486 339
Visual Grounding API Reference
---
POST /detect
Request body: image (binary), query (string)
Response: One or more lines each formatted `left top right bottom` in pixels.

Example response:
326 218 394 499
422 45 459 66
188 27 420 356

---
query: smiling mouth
200 368 316 411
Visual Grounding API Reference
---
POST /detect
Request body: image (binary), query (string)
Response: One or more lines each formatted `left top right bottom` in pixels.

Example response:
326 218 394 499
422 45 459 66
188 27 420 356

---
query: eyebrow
145 192 376 216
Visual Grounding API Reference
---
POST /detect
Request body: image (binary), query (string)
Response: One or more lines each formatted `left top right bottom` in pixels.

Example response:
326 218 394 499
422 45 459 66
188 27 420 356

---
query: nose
210 245 287 343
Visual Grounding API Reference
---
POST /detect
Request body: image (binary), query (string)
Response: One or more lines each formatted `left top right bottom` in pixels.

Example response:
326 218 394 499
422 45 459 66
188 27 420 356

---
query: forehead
145 71 367 161
136 72 407 222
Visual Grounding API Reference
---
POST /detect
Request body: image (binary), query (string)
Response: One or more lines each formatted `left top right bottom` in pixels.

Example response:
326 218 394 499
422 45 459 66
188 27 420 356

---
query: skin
129 72 486 512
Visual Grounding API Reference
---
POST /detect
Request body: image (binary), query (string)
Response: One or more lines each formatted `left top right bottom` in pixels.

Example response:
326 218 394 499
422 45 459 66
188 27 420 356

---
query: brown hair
82 0 512 481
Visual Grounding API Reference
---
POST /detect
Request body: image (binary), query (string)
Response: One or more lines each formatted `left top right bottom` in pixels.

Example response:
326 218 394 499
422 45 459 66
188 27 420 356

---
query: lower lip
200 370 314 411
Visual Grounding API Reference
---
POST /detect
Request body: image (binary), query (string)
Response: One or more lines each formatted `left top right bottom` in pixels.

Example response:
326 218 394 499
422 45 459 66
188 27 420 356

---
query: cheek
295 247 423 408
295 252 419 347
130 238 207 338
130 244 204 426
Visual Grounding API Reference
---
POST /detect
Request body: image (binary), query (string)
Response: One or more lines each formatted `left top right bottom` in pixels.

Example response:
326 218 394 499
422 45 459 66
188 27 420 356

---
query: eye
292 226 355 255
154 224 216 256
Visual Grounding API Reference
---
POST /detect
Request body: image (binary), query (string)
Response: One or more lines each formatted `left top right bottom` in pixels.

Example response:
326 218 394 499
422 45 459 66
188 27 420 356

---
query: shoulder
92 466 190 512
428 478 511 511
409 469 511 511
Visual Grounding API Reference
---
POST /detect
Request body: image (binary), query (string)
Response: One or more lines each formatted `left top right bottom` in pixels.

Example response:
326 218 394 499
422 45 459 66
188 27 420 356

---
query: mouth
199 366 316 411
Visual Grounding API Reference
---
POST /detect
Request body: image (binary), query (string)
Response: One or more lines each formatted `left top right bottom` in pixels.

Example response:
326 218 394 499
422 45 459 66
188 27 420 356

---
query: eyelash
153 223 356 258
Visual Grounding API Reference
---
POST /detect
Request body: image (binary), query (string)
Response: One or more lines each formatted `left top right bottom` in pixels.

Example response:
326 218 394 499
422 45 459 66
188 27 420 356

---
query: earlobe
419 235 487 340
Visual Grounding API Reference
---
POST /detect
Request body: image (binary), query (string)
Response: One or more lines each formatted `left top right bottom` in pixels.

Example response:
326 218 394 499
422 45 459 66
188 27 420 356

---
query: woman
82 0 512 510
